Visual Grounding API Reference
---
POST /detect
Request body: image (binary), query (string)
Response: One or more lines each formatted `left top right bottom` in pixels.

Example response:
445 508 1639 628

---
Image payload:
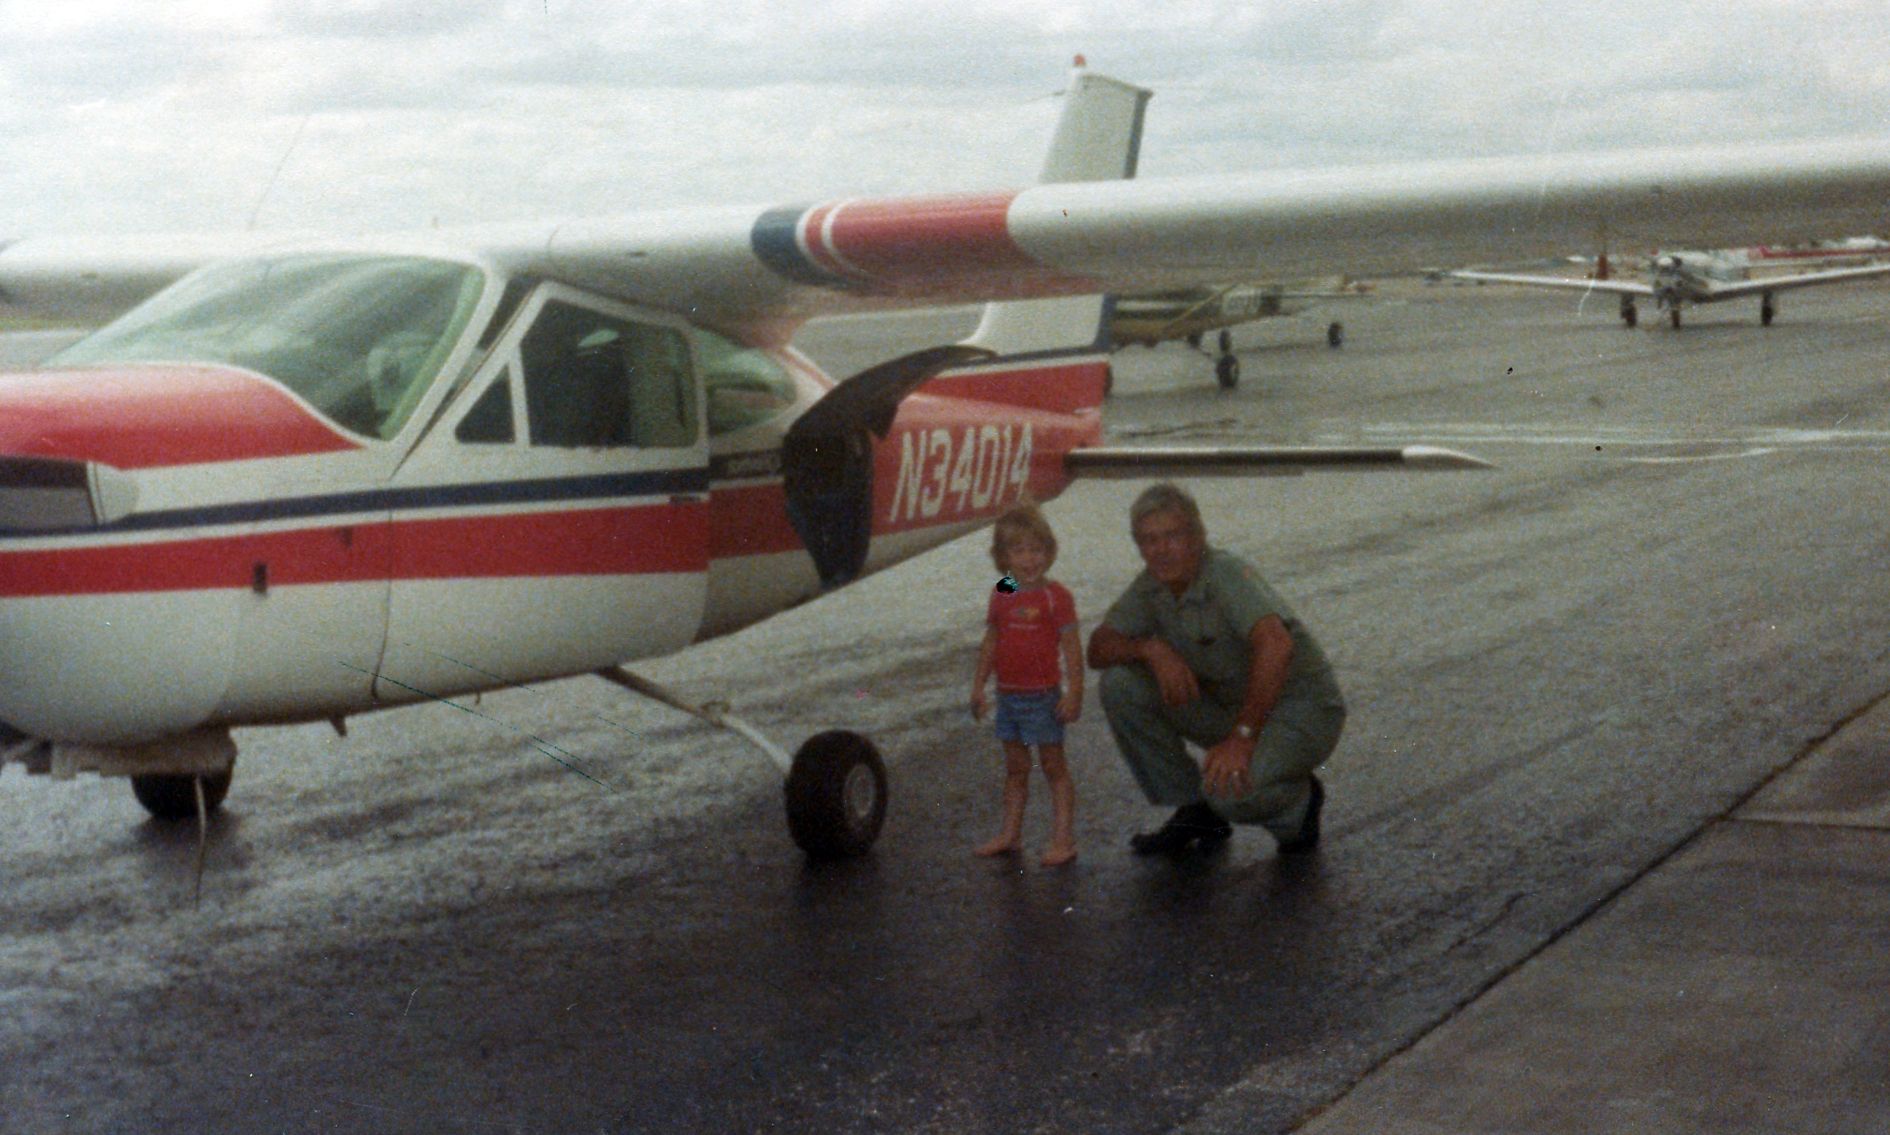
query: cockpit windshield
50 254 487 440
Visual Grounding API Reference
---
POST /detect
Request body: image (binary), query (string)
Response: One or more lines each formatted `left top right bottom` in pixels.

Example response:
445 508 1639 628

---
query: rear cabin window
519 301 696 448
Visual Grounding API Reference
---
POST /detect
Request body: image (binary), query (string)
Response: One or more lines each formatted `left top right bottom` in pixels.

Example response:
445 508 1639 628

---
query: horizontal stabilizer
1065 444 1492 478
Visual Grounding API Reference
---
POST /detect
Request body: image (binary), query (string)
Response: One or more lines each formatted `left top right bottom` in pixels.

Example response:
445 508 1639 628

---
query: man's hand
1201 733 1257 798
1055 688 1082 723
1140 639 1201 707
970 687 990 721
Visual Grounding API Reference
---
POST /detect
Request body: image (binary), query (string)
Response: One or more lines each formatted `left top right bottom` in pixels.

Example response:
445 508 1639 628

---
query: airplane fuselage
0 249 1103 755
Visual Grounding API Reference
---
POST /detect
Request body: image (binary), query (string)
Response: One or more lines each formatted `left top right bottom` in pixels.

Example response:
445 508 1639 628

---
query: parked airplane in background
1108 277 1363 389
1450 242 1890 328
2 59 1888 863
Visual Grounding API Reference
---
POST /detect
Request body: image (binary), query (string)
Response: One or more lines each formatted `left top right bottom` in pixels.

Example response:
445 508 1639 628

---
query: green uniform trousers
1099 664 1344 841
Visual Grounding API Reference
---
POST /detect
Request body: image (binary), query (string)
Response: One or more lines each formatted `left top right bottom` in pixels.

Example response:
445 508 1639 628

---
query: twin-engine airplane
1109 277 1362 389
1450 243 1890 328
2 60 1889 861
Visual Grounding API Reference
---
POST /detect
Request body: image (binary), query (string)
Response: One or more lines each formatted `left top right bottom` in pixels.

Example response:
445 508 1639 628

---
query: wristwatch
1233 723 1256 740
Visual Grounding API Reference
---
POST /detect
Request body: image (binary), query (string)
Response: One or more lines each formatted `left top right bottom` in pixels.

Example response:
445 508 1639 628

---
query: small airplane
2 59 1888 861
1448 242 1890 329
1108 277 1363 389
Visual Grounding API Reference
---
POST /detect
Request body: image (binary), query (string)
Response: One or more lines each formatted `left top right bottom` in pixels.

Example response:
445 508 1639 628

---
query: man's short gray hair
1129 482 1206 540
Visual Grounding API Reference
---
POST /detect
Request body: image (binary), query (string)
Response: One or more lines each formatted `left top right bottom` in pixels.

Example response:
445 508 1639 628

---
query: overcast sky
2 0 1886 237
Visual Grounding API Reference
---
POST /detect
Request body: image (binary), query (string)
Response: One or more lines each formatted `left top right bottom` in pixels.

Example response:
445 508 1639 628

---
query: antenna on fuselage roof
248 114 310 231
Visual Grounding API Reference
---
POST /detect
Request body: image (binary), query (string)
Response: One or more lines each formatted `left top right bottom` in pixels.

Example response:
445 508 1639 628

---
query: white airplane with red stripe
1 60 1887 860
1450 242 1890 328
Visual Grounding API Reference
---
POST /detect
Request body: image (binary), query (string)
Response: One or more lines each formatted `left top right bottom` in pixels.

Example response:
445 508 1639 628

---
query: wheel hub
842 763 879 829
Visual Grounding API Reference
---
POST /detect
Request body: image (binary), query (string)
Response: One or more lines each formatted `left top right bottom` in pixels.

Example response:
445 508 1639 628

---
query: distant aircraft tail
926 59 1150 416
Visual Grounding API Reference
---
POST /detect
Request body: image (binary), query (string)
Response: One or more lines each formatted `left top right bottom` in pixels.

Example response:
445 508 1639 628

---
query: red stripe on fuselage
710 482 802 559
0 366 361 468
918 360 1111 417
390 504 707 579
0 503 705 597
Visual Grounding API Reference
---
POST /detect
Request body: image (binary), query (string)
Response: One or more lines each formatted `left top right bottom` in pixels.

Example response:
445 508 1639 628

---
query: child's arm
971 626 998 720
1056 623 1084 723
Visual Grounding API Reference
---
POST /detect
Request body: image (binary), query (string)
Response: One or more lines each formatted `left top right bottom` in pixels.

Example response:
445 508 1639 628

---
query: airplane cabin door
374 285 710 704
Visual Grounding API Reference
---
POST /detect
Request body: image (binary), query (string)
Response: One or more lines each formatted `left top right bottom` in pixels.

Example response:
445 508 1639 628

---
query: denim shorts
994 689 1064 746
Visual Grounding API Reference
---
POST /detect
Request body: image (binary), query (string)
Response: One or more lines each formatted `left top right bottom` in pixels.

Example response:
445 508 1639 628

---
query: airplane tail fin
926 59 1150 416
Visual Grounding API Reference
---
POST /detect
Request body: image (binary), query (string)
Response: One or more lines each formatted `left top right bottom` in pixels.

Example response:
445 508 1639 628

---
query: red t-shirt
987 581 1077 691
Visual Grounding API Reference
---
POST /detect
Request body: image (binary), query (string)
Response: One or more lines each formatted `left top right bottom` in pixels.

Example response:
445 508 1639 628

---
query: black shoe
1276 776 1324 855
1130 803 1232 856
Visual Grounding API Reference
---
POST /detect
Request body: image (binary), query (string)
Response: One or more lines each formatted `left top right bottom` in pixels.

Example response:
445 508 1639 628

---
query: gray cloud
1 0 1886 237
266 0 508 40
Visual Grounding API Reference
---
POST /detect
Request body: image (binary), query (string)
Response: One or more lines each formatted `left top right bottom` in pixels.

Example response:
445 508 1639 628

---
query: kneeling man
1087 483 1345 855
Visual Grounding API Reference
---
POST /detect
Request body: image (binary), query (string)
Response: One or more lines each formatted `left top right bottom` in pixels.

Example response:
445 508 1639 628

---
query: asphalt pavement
5 282 1890 1133
1270 692 1890 1135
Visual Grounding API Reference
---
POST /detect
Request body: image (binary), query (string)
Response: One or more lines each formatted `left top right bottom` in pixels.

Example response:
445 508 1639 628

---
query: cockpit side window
519 300 696 449
694 328 799 437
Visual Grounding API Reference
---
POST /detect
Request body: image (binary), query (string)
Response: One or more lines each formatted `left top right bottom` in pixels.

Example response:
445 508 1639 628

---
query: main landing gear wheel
1669 307 1682 329
1215 354 1240 389
1327 321 1344 348
1761 295 1776 326
1621 299 1638 328
785 730 887 859
131 768 232 821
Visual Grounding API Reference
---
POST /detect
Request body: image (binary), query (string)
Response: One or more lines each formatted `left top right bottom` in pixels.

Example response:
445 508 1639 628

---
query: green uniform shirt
1102 547 1344 727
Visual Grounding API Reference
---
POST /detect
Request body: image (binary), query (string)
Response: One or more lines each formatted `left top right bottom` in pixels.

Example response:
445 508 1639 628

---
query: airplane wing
0 231 313 325
3 109 1889 337
1694 259 1890 302
494 137 1890 335
1444 270 1654 297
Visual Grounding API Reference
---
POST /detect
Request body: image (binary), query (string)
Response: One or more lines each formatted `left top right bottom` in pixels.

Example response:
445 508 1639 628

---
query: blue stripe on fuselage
0 467 711 539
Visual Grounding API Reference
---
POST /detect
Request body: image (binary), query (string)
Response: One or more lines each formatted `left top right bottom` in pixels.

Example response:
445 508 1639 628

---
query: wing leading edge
6 68 1890 336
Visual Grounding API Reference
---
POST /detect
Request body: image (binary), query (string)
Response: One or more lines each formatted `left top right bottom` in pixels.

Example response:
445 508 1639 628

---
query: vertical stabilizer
1038 59 1152 183
962 59 1149 363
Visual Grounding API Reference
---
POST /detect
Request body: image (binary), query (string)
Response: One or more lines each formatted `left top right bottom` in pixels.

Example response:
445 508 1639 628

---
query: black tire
1622 304 1638 328
1761 301 1775 327
1326 321 1344 348
1215 354 1240 390
785 730 887 859
131 769 232 821
1670 307 1682 329
1217 329 1233 355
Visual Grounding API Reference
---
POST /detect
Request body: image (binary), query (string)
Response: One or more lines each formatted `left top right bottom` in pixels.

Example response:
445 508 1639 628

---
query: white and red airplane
1 60 1887 858
1450 242 1890 328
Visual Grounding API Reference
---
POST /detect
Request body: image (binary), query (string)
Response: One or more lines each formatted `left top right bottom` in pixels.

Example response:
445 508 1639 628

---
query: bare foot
975 836 1022 857
1040 844 1078 867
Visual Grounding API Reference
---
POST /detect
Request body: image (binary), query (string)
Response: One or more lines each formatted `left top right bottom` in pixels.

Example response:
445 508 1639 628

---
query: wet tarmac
6 281 1890 1133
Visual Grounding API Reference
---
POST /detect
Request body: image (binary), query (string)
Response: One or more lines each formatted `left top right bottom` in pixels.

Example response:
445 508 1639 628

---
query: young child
970 503 1082 866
